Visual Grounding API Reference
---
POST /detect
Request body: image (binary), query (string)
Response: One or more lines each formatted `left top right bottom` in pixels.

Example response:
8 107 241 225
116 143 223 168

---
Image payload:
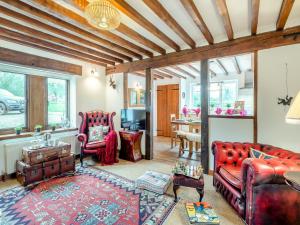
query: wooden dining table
171 120 201 152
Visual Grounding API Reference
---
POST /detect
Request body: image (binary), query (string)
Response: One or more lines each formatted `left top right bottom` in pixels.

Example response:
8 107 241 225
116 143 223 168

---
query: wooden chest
16 154 76 186
22 143 71 165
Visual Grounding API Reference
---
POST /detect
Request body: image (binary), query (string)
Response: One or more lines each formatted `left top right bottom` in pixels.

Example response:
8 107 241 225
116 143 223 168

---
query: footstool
136 171 172 194
173 174 204 202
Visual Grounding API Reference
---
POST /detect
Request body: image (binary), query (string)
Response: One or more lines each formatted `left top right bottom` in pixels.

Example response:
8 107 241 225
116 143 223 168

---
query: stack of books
185 202 220 225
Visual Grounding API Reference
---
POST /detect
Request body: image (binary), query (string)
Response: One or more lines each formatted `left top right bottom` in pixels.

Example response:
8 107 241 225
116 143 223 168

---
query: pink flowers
182 105 189 117
215 107 222 115
192 108 201 117
226 108 234 115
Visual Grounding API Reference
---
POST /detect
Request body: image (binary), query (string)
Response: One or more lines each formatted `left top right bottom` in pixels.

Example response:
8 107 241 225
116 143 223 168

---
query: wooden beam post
201 60 209 174
123 73 128 109
253 52 258 143
145 68 154 160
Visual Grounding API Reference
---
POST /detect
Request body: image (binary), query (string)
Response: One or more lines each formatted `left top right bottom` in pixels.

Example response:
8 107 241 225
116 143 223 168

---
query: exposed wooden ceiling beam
153 70 173 79
158 68 187 79
112 0 180 51
70 0 166 55
172 66 196 79
131 71 160 79
186 64 216 77
0 0 139 60
0 27 106 67
180 0 214 44
232 57 241 74
143 0 195 48
276 0 295 30
25 0 153 58
116 24 166 55
215 0 234 40
0 32 106 67
106 25 300 74
0 47 83 75
31 0 153 57
215 59 228 75
0 17 115 65
0 5 130 62
251 0 260 35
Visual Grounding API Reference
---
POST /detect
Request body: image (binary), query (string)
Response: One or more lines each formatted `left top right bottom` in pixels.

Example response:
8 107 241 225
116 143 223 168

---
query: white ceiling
55 0 300 57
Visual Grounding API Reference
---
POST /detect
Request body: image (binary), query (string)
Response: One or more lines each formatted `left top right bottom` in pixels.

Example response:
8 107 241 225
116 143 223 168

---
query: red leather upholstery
78 111 118 165
212 141 300 225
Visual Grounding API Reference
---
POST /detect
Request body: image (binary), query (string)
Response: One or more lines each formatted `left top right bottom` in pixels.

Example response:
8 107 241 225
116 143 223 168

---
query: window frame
0 71 29 134
45 77 70 128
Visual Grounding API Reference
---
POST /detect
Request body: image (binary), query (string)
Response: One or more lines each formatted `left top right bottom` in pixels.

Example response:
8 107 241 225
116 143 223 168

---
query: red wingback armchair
212 141 300 225
78 111 118 166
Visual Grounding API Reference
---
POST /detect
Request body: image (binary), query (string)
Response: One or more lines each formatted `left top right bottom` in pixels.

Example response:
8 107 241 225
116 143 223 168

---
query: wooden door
157 84 179 137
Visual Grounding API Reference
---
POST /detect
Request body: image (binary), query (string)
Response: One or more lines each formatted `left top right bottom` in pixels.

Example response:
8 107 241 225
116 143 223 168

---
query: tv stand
119 130 143 162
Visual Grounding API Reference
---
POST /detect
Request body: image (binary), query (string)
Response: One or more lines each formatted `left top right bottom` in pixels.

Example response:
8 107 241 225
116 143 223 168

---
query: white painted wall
257 44 300 152
0 40 107 175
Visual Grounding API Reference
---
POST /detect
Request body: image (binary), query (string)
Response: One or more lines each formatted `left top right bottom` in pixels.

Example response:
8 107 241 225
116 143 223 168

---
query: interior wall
257 44 300 152
0 40 107 128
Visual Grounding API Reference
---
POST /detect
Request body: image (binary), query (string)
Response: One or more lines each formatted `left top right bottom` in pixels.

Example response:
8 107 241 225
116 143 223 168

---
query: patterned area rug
0 167 176 225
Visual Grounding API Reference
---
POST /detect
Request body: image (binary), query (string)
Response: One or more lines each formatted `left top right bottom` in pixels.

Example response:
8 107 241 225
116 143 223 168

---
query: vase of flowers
215 107 222 115
193 107 201 117
182 105 189 119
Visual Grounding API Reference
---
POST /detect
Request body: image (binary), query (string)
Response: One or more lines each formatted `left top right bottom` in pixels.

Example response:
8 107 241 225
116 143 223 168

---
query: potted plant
34 124 43 133
50 123 56 132
14 127 22 135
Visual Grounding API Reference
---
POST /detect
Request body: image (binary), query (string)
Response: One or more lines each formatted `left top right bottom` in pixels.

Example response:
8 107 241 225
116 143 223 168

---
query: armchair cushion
219 165 242 189
86 140 106 149
88 125 104 142
250 148 277 159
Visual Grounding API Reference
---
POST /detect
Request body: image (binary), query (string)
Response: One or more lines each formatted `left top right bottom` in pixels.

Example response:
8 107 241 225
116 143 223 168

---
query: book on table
185 202 219 225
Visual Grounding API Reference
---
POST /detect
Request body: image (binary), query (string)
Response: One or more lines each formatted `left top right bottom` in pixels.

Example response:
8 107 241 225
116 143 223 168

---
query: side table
119 130 143 162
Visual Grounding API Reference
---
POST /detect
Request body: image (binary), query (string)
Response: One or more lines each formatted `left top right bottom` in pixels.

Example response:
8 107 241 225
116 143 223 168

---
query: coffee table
172 161 204 202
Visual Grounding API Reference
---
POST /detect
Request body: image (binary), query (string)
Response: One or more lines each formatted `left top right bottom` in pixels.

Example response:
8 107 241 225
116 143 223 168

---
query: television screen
121 109 146 130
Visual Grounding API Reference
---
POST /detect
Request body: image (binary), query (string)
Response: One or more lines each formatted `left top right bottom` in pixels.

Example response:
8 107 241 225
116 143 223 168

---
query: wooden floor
154 136 201 162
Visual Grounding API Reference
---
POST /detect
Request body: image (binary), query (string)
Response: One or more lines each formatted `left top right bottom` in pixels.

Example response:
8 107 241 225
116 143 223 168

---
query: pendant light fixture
85 0 121 30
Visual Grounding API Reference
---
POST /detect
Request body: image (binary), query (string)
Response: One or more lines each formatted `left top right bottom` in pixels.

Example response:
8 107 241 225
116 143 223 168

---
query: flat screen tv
121 109 146 131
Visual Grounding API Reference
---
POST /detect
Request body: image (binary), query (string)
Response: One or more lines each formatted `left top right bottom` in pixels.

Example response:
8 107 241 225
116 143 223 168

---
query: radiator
2 132 79 175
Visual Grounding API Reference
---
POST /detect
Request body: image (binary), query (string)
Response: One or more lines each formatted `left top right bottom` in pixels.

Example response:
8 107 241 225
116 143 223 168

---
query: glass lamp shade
286 91 300 124
84 0 121 30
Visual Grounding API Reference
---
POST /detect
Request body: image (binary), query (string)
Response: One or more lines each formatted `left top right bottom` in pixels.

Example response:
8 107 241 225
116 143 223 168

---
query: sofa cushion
250 148 277 159
136 171 171 194
88 125 104 142
86 140 106 149
219 165 242 189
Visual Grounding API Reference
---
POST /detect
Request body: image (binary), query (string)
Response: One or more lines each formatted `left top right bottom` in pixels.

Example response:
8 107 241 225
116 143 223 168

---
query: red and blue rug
0 167 176 225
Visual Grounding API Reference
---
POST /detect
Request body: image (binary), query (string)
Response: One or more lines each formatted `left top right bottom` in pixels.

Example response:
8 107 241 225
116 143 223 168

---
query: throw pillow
250 148 277 159
88 125 104 142
102 126 110 134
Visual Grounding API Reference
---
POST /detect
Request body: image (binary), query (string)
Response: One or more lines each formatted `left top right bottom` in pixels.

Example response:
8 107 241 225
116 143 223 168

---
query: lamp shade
286 91 300 124
85 0 121 30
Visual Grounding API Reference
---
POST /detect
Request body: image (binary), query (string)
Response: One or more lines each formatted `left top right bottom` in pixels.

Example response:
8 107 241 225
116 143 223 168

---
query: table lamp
286 91 300 124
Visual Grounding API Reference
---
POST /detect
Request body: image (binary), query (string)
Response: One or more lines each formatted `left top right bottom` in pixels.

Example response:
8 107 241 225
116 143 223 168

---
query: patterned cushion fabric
102 125 110 135
250 148 277 159
136 171 171 194
88 125 104 142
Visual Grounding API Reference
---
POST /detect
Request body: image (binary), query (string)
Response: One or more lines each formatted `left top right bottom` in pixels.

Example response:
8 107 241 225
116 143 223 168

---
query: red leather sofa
78 111 118 166
212 141 300 225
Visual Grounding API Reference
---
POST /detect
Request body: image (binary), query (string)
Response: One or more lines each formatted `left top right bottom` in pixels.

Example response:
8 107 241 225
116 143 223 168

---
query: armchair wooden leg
80 150 83 167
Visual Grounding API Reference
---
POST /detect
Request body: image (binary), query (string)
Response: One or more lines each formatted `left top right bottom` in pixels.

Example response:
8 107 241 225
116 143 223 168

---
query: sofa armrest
77 133 88 148
241 157 300 193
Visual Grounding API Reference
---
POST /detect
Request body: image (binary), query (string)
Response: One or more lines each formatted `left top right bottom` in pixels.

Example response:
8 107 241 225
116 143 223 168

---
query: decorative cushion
102 125 110 134
250 148 277 159
88 125 104 142
136 171 171 194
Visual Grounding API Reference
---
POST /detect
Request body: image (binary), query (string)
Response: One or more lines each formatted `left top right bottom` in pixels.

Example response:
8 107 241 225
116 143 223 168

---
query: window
47 78 69 126
191 84 201 108
0 71 27 130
